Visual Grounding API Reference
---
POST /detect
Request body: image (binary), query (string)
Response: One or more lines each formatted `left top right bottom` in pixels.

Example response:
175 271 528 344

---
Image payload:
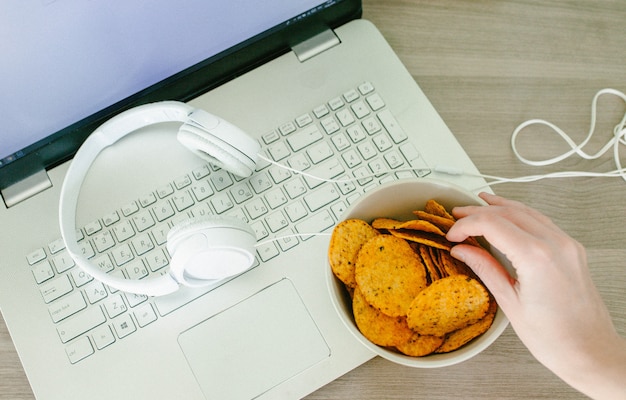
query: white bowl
326 178 510 368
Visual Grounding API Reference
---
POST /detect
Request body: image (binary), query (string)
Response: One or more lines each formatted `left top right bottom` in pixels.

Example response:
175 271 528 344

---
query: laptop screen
0 0 361 190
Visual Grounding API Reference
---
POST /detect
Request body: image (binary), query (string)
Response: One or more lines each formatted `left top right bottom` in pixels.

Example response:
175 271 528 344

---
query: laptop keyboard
25 82 431 364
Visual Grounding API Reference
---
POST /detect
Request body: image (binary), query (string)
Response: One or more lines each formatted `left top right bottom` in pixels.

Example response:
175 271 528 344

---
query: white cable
511 88 626 182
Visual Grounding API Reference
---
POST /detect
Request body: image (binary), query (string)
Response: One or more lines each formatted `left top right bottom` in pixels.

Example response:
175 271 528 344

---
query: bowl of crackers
327 178 510 367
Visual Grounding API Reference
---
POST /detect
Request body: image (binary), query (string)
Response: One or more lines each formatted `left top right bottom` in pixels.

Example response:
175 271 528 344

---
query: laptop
0 1 488 399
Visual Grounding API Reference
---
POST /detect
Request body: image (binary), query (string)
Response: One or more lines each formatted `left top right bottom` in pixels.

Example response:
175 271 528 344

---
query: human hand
446 192 626 400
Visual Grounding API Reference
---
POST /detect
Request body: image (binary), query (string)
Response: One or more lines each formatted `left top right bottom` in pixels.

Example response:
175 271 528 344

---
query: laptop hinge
292 28 341 62
1 169 52 208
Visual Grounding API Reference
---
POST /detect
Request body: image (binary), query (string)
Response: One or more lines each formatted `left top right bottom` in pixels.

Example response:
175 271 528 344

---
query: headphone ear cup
166 217 256 284
177 111 260 178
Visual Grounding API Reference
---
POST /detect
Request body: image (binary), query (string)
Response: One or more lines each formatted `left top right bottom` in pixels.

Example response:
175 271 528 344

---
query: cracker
328 219 379 288
372 218 445 236
435 298 497 353
352 288 414 347
355 235 428 317
388 229 452 251
424 199 454 220
396 332 445 357
412 210 455 233
415 244 441 283
406 275 490 336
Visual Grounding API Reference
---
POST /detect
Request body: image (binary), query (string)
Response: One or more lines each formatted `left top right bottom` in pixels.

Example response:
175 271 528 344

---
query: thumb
450 244 517 308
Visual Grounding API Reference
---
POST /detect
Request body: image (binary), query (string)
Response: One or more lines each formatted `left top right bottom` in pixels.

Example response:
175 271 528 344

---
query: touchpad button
178 279 330 399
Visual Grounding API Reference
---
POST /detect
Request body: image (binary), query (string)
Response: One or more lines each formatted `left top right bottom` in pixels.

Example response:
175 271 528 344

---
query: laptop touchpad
178 279 330 399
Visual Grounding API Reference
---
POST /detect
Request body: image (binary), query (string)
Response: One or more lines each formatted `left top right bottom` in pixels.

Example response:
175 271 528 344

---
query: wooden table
3 1 625 399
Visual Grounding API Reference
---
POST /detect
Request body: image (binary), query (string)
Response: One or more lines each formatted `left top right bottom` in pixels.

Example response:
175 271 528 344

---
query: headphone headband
59 101 257 296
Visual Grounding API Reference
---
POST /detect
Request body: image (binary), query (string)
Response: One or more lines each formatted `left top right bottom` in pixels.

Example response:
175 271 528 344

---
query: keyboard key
362 116 382 135
48 238 65 254
32 260 54 284
261 186 286 211
245 198 268 220
343 89 359 103
256 242 280 262
346 126 366 143
91 325 116 350
84 220 102 236
320 117 340 134
65 336 94 364
378 109 408 143
384 150 405 169
295 210 335 237
103 294 128 318
111 243 134 266
304 184 340 212
267 141 291 161
304 159 345 189
191 164 211 180
93 254 114 273
121 232 148 259
287 125 323 152
84 281 108 304
307 142 333 164
336 109 355 127
102 211 120 226
230 182 253 204
262 130 280 144
133 303 157 328
112 314 136 339
284 201 308 222
295 113 313 127
113 220 135 242
268 166 291 184
312 104 329 118
146 249 169 272
279 121 297 135
277 234 299 252
250 220 269 240
249 172 272 194
210 170 234 191
121 200 140 216
358 82 375 95
172 191 195 211
328 97 344 111
191 179 214 201
93 230 115 253
57 306 106 343
366 92 385 110
133 210 155 232
174 174 192 189
70 267 93 287
351 101 370 119
284 178 306 199
49 292 87 323
40 275 73 304
156 184 174 199
288 153 311 171
210 192 234 214
331 132 350 151
265 211 288 233
27 248 46 265
373 133 393 152
152 201 175 222
125 260 149 280
138 192 157 208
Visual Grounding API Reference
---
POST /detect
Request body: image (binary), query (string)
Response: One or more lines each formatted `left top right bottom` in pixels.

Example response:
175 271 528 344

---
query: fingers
449 244 517 310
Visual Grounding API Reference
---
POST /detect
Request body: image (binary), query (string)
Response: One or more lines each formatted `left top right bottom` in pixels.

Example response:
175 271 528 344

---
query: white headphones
59 101 262 297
